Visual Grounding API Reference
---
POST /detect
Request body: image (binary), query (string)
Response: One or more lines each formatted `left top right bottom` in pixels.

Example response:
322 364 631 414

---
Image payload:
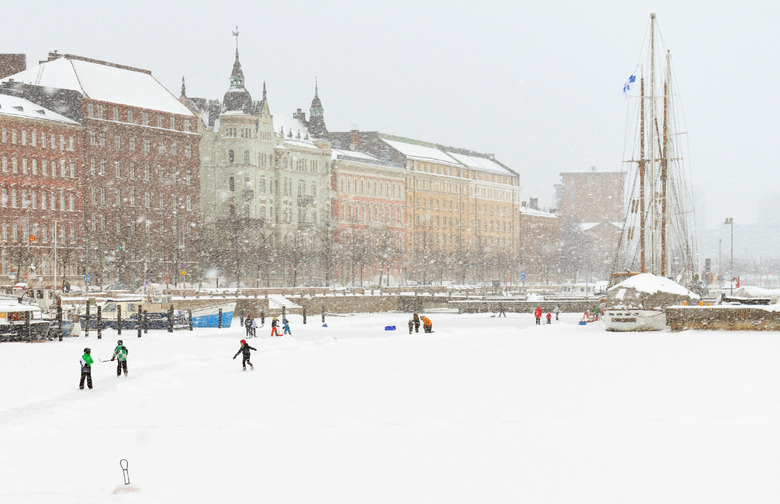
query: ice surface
0 312 778 503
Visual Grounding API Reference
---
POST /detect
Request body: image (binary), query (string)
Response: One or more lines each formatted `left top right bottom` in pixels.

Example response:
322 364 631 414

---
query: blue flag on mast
622 73 636 98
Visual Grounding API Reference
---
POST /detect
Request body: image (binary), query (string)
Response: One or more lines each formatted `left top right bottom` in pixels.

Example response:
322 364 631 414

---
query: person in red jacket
233 339 256 371
546 312 552 324
534 306 542 325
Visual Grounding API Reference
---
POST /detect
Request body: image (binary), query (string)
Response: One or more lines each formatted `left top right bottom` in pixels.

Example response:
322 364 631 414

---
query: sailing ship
604 13 700 331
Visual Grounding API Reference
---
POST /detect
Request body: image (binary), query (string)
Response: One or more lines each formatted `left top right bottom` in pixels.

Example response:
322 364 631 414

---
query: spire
222 26 253 113
263 81 267 101
308 77 327 138
181 76 186 97
229 26 244 88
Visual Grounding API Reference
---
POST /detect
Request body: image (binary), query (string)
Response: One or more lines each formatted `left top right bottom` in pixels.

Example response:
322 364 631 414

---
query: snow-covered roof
0 94 79 125
445 151 511 176
520 207 557 219
331 148 380 161
2 55 194 116
610 273 698 298
580 221 623 232
272 114 316 147
381 137 459 166
379 134 515 177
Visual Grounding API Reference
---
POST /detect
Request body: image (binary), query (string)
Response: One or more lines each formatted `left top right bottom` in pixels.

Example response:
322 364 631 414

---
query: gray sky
5 0 779 231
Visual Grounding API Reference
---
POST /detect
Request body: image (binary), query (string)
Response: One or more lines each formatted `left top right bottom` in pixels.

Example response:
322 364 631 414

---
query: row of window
228 176 317 198
0 127 76 151
1 155 77 178
341 201 403 225
88 133 192 158
87 103 192 132
410 212 513 235
414 162 514 187
0 187 76 211
87 158 192 184
85 213 196 239
339 175 403 199
1 223 77 244
226 149 321 173
89 186 193 212
409 233 509 249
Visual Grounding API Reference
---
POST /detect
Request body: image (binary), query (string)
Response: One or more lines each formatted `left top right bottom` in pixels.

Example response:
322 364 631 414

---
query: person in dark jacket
233 339 256 371
244 315 253 337
412 314 421 333
270 317 281 337
111 339 129 377
80 348 94 389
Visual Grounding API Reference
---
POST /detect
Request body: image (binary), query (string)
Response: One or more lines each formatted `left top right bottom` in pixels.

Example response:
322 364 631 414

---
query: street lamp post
724 218 734 294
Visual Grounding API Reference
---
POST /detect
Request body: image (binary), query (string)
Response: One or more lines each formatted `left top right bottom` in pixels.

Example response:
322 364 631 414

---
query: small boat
0 295 53 342
189 302 237 328
603 273 699 331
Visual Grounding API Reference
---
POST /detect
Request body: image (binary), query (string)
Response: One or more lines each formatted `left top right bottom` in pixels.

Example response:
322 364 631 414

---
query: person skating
244 314 253 337
412 314 421 333
546 312 552 324
534 306 542 325
282 318 292 336
270 317 281 337
421 315 433 333
553 305 561 321
111 339 129 377
251 317 258 337
408 317 414 334
79 348 94 389
233 339 256 371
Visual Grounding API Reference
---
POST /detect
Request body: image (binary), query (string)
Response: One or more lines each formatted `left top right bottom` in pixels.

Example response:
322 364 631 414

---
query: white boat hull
603 309 667 332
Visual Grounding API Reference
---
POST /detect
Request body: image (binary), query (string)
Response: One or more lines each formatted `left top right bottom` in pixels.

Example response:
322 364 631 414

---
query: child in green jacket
80 348 94 389
111 339 129 377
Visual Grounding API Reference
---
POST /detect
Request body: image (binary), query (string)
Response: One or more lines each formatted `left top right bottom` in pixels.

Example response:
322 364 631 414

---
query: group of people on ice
243 314 292 338
534 306 561 325
408 313 433 333
78 339 129 390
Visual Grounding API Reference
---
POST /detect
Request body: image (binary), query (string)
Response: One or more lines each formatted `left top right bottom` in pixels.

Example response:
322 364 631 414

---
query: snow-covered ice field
1 311 779 503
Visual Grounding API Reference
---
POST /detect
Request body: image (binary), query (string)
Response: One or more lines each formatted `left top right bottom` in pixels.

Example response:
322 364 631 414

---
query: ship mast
639 76 646 273
648 12 657 274
661 52 670 277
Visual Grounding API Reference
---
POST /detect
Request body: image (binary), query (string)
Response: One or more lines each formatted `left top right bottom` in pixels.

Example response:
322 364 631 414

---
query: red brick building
3 53 201 288
555 169 626 281
0 94 84 288
556 169 625 224
330 148 406 286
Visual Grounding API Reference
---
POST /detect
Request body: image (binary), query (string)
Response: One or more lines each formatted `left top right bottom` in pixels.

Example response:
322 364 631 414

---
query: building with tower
187 37 332 287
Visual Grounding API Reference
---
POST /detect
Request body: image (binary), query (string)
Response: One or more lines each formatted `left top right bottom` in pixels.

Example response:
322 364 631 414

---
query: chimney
530 198 539 210
349 128 359 151
0 54 26 80
292 108 306 122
